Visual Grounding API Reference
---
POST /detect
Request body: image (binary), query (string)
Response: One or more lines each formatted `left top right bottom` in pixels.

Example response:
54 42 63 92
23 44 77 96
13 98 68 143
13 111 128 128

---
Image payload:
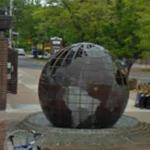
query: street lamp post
7 0 19 95
9 0 13 48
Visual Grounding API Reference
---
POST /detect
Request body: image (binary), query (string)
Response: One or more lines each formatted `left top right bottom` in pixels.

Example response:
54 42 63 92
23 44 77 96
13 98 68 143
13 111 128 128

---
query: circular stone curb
24 112 139 128
8 112 150 147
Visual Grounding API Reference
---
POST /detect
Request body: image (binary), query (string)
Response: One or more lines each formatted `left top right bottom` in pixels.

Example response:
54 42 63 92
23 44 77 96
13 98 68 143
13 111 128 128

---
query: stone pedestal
6 112 150 150
0 33 8 110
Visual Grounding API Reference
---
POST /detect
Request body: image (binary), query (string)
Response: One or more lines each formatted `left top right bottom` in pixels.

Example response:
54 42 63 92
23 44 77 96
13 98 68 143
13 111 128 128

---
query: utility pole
8 0 18 94
9 0 13 48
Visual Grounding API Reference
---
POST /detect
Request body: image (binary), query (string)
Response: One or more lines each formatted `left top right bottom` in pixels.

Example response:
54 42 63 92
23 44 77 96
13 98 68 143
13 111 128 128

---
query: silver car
15 48 26 56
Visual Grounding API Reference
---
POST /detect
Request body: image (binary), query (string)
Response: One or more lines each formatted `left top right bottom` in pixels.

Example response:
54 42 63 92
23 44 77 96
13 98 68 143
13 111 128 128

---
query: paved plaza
0 56 150 150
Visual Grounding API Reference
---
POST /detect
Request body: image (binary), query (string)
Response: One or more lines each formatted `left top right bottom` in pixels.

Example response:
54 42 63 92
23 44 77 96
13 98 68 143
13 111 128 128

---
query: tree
136 0 150 58
9 0 148 59
101 0 140 58
13 0 40 49
0 0 9 8
61 0 114 43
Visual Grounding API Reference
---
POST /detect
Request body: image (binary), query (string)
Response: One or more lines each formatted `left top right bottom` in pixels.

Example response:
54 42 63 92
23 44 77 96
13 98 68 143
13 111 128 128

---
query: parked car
15 48 26 56
32 48 38 58
32 48 50 58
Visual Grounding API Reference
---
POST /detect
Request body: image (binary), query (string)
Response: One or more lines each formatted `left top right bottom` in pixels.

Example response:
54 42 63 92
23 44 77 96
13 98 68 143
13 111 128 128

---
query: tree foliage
0 0 149 58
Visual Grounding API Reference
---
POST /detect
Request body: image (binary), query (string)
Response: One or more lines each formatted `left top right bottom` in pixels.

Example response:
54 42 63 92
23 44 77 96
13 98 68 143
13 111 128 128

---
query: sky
40 0 46 5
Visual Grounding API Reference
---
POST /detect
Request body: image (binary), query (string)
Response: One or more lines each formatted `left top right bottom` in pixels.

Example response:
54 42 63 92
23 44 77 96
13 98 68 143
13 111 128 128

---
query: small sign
50 37 63 54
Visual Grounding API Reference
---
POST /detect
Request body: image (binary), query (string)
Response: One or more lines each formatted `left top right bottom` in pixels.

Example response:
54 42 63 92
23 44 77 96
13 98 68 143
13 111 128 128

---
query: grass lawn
141 68 150 72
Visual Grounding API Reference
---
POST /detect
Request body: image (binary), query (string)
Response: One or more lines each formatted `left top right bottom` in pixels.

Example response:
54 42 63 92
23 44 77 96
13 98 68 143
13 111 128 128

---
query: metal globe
38 43 129 129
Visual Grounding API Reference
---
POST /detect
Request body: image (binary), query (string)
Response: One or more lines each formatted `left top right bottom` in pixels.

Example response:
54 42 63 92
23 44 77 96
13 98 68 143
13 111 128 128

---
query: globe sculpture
38 43 129 129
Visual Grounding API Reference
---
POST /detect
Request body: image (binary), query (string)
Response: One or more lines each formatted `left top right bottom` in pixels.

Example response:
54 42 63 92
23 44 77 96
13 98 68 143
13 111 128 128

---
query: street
129 64 150 82
18 56 45 69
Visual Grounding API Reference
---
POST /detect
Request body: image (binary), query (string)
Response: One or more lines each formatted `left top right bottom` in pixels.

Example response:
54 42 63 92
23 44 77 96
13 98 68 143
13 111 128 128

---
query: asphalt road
129 63 150 82
18 55 150 85
18 55 46 70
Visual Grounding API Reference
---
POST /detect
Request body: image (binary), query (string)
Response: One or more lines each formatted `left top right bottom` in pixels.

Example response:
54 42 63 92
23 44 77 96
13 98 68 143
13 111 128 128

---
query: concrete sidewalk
3 87 150 150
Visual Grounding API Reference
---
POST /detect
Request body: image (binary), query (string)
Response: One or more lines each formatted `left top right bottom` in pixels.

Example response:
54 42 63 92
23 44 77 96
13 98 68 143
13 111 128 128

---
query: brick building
0 10 11 110
0 33 8 110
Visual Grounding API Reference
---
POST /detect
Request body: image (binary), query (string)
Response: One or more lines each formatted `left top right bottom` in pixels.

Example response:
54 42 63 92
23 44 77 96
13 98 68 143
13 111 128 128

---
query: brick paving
0 121 7 150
